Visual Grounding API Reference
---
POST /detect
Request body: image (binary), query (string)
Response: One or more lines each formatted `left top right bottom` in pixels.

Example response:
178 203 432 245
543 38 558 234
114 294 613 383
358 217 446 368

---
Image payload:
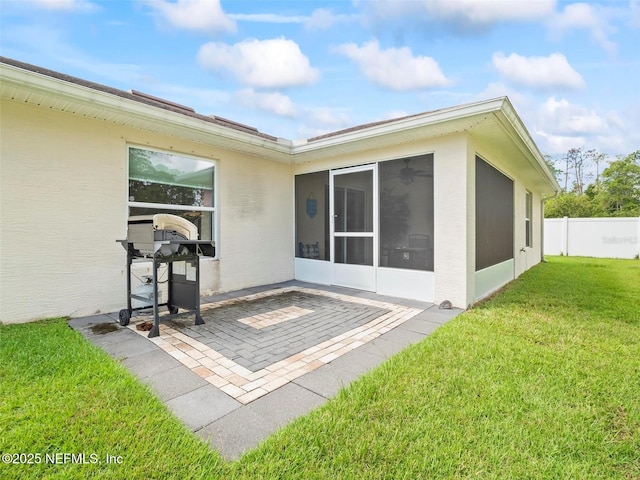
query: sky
1 0 639 162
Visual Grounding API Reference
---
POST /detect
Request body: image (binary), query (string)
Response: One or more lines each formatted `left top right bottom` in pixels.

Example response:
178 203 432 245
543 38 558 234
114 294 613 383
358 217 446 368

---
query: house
0 57 560 323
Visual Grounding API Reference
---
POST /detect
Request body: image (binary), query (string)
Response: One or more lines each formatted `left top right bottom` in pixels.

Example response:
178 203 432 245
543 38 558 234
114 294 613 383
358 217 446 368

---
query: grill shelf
117 215 215 338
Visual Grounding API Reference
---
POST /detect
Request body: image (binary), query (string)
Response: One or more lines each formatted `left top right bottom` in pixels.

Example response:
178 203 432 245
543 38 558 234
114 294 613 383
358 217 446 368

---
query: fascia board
2 60 561 192
0 63 293 162
494 99 561 193
290 97 507 157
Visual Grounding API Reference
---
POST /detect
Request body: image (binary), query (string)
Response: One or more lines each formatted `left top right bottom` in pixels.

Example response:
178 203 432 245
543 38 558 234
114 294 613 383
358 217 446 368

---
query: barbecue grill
117 214 215 338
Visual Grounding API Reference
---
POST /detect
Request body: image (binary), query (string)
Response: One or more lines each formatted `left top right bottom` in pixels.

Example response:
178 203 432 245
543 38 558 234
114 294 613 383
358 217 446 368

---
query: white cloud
229 13 307 24
547 3 617 54
296 107 352 138
146 0 236 35
531 97 634 155
1 24 149 85
334 40 450 91
381 110 411 120
422 0 556 24
540 97 607 135
304 8 354 30
27 0 98 13
475 82 533 108
358 0 556 32
154 84 231 110
197 38 319 88
533 129 587 154
492 52 585 90
632 0 640 28
234 88 298 117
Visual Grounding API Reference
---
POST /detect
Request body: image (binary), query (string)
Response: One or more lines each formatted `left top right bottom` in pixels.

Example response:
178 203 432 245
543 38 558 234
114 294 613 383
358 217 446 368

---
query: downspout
540 191 559 262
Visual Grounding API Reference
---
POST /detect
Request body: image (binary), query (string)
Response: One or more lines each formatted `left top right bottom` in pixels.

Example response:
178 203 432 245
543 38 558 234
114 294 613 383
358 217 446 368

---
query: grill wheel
119 309 131 326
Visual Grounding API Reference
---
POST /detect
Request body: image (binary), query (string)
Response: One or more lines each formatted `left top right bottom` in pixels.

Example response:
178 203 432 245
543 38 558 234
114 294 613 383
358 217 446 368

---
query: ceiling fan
386 158 433 185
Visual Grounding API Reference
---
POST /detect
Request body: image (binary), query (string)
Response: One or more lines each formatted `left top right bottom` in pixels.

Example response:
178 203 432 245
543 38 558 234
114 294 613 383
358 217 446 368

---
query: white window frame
127 145 217 257
525 190 532 248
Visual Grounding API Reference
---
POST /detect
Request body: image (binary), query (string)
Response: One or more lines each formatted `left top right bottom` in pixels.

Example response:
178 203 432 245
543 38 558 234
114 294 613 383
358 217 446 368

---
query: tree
543 147 640 218
545 191 601 218
544 154 563 187
596 150 640 216
564 147 599 195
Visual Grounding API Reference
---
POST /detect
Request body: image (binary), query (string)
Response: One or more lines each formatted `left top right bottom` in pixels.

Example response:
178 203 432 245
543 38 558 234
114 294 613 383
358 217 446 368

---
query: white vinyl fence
544 217 640 259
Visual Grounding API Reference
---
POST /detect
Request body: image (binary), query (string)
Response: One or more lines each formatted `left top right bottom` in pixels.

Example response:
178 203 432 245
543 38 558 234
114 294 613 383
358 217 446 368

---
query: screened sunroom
294 154 435 301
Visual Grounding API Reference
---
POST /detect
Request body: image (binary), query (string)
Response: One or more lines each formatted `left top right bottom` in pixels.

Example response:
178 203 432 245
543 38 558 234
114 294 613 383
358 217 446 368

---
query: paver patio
70 281 462 459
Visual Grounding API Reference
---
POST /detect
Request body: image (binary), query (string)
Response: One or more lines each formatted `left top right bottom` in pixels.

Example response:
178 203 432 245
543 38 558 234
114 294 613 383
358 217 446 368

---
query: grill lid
152 213 198 240
129 214 198 240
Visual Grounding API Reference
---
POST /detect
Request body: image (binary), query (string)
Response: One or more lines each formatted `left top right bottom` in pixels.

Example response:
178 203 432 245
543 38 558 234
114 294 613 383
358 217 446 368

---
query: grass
0 318 228 479
1 256 639 479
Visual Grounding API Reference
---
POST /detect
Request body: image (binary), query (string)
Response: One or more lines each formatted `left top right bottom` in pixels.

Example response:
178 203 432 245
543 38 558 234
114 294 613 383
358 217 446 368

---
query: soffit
1 59 559 193
290 115 488 162
0 60 293 163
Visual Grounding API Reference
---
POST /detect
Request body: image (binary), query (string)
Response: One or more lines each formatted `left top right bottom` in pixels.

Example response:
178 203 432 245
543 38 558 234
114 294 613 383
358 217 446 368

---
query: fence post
562 216 569 256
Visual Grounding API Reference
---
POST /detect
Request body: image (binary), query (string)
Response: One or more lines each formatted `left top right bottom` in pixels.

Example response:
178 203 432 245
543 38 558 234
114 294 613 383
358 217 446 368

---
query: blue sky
1 0 639 160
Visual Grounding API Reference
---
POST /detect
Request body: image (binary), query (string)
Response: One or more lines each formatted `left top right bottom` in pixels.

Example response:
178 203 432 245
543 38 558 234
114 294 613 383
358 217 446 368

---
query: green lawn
1 256 639 479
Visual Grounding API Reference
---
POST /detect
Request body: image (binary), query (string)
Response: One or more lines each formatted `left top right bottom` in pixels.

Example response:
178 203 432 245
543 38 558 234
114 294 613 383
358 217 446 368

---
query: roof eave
494 98 561 193
0 61 293 163
1 59 562 192
292 97 507 155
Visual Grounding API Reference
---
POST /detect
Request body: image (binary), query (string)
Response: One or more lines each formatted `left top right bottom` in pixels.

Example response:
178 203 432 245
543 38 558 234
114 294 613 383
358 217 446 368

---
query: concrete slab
293 362 361 399
380 325 428 347
198 382 326 460
332 346 389 372
142 365 209 402
357 335 406 359
397 317 442 336
197 407 273 460
120 349 183 379
68 314 117 329
94 333 159 360
418 305 465 324
245 383 327 426
165 384 241 432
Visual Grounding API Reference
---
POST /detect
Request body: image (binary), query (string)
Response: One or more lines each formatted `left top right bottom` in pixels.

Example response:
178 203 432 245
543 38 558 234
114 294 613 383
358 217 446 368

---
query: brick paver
128 286 422 404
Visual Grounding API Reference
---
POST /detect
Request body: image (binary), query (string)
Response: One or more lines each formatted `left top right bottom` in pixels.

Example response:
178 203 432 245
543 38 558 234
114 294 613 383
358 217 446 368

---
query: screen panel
476 157 514 271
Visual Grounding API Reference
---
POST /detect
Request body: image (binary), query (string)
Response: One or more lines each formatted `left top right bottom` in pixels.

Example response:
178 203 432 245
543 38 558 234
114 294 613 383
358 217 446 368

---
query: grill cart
117 214 215 338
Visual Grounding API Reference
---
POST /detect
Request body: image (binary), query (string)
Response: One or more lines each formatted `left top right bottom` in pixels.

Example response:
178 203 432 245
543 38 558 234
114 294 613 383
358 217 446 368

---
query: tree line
544 148 640 218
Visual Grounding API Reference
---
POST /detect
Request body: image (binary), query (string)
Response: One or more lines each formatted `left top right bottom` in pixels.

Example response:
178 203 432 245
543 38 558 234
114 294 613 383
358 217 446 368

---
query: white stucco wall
1 100 126 322
0 99 293 323
217 151 294 290
432 134 474 308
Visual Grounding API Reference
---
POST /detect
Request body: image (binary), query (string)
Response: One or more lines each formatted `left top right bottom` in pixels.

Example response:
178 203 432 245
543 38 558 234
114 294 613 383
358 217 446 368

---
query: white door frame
330 164 377 291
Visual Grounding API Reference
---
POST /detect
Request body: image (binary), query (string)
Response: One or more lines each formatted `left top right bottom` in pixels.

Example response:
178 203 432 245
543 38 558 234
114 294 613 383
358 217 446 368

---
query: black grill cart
117 214 215 338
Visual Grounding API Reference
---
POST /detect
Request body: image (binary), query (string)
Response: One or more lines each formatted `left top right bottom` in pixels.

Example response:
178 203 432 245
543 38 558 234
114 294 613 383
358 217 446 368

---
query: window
379 154 434 271
525 190 532 247
476 156 514 271
128 146 216 244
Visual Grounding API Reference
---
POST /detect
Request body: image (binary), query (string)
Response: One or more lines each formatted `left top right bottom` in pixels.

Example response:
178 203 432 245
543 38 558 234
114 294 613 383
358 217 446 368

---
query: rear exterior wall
0 99 293 323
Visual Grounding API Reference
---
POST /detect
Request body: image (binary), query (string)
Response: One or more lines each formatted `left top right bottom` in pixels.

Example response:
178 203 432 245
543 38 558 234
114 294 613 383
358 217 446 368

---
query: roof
0 56 276 141
0 56 559 193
